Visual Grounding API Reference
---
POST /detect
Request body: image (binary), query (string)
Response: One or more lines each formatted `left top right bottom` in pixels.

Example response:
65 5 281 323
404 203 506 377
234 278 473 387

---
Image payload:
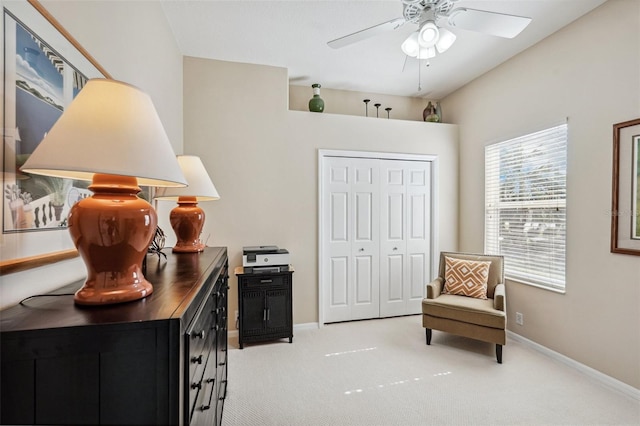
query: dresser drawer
189 349 216 425
243 274 287 287
185 290 216 421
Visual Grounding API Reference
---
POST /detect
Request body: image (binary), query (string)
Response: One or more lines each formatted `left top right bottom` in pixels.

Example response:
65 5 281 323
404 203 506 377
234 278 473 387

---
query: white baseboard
227 322 319 339
507 331 640 401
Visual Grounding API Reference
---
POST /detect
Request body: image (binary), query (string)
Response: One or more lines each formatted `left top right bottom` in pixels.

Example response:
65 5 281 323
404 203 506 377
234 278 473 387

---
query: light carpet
222 315 639 426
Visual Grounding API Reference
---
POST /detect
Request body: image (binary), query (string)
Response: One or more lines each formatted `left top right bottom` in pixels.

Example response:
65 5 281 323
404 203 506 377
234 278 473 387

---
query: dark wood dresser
0 247 228 426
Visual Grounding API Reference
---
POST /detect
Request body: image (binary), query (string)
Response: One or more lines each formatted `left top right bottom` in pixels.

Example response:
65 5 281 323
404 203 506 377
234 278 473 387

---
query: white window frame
484 123 568 292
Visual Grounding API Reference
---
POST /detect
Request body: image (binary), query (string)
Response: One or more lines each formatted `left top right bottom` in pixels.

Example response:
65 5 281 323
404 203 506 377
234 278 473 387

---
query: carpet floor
222 315 639 425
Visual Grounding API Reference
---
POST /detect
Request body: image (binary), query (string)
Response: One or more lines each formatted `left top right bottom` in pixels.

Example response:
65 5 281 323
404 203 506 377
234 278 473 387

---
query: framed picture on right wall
611 118 640 255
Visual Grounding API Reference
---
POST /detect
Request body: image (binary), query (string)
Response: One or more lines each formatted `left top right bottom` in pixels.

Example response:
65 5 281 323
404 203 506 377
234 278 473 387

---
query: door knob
393 247 398 251
358 248 364 252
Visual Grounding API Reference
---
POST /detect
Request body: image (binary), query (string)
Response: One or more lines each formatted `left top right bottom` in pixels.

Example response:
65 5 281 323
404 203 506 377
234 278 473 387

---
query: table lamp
20 79 187 306
155 155 220 252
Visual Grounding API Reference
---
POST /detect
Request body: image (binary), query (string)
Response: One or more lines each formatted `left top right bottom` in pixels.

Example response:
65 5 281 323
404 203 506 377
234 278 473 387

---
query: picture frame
611 117 640 256
0 0 111 275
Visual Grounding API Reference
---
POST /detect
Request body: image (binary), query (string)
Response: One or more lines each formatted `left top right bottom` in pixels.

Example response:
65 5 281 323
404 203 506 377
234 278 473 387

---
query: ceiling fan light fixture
435 27 456 53
418 21 439 47
418 46 437 60
401 31 420 57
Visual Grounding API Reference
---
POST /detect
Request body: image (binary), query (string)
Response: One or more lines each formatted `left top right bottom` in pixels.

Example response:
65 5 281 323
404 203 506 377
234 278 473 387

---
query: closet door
323 157 379 323
379 160 431 317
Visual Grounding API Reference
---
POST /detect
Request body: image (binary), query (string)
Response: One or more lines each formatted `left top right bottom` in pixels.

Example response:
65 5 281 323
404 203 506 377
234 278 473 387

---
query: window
485 123 567 291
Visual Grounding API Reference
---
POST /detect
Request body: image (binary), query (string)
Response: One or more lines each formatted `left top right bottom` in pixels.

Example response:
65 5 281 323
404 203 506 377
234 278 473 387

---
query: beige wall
183 56 459 328
0 1 183 309
40 0 184 151
289 85 436 122
442 0 640 389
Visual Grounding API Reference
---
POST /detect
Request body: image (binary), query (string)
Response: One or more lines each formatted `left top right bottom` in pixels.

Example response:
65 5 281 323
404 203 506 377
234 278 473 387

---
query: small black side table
235 266 294 349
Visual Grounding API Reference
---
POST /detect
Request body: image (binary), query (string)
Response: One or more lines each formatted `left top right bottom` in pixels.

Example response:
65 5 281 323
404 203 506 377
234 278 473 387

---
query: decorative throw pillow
444 257 491 299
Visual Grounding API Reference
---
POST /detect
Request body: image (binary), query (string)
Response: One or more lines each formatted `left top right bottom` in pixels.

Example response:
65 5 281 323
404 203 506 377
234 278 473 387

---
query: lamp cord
19 293 75 305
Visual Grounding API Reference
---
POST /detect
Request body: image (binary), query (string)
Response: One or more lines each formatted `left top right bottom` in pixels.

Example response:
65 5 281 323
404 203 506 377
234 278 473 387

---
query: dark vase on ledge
308 83 325 113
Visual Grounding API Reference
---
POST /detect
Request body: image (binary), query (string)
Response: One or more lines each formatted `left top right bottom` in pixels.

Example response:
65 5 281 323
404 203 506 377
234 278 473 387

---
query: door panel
242 290 265 335
386 193 404 240
355 192 372 241
354 255 373 304
331 192 349 241
324 158 352 322
350 159 379 320
405 162 431 313
386 254 404 301
380 162 407 317
330 257 348 306
409 253 426 299
266 289 289 331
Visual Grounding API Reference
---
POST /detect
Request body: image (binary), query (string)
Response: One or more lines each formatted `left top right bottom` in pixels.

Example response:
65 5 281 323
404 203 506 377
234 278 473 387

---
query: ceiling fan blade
328 17 406 49
447 8 532 39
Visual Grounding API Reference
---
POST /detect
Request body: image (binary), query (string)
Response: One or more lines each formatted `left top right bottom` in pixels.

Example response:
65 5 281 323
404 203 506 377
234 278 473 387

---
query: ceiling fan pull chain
418 57 422 92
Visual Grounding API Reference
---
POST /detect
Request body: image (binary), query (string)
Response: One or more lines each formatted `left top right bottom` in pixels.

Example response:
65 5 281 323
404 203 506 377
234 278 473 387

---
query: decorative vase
22 203 35 228
9 199 26 229
423 101 440 122
308 83 325 113
435 102 443 123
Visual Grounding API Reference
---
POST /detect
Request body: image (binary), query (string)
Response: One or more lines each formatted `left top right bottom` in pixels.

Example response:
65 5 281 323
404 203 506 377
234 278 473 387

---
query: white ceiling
160 0 607 99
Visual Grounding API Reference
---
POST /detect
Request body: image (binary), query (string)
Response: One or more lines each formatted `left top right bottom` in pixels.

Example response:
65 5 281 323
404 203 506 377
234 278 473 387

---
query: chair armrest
426 277 444 299
494 283 506 311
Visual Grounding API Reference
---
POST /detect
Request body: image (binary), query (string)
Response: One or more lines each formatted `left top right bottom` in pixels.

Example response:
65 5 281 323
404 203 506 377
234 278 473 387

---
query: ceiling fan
328 0 532 60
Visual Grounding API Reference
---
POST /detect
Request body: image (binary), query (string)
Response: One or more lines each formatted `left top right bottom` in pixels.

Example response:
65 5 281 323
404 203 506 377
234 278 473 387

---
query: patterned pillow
444 257 491 299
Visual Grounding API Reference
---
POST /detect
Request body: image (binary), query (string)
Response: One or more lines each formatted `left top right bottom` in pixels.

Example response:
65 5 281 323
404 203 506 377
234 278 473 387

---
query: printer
242 245 290 273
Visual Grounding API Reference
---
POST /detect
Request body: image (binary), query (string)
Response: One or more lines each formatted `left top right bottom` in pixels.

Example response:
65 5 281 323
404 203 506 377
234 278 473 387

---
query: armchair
422 252 506 363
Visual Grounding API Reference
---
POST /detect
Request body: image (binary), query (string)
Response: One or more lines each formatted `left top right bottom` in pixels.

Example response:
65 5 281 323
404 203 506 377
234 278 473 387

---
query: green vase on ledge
308 83 325 113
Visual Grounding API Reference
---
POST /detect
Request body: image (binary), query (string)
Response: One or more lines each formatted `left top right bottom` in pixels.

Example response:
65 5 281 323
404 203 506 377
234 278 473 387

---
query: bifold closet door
323 157 380 323
379 160 431 317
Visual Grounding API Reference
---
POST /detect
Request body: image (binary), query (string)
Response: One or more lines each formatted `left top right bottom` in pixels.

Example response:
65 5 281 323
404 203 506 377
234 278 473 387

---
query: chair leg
496 344 503 364
426 328 432 345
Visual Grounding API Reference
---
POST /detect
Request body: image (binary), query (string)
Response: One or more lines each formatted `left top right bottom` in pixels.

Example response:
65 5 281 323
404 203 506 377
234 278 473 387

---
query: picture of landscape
634 135 640 239
3 13 88 233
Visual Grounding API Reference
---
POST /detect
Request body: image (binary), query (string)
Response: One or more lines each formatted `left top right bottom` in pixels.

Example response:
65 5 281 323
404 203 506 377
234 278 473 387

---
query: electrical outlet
515 312 524 326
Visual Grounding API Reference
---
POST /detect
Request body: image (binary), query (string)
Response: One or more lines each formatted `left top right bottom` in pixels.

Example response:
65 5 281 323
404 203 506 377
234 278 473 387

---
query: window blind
485 124 568 291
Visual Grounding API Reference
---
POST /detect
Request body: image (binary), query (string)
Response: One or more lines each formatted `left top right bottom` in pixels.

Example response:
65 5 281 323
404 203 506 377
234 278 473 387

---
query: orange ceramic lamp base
69 174 156 305
170 196 205 253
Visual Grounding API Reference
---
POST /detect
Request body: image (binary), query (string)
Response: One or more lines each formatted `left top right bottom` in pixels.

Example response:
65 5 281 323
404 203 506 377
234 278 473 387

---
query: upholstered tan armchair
422 252 506 363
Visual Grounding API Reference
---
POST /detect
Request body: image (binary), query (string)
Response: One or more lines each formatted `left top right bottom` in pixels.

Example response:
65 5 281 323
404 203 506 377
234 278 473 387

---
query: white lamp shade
436 28 456 53
400 31 420 58
155 155 220 201
418 46 437 59
418 21 439 47
401 32 420 57
20 78 187 187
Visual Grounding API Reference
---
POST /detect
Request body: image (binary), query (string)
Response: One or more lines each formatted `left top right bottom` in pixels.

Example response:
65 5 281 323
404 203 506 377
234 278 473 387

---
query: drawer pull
200 377 216 411
191 381 202 390
191 355 203 365
260 279 272 283
219 380 228 400
219 361 226 367
194 330 206 339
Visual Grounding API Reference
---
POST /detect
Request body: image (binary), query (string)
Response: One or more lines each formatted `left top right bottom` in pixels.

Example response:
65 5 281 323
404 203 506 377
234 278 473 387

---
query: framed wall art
611 117 640 256
1 0 111 274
